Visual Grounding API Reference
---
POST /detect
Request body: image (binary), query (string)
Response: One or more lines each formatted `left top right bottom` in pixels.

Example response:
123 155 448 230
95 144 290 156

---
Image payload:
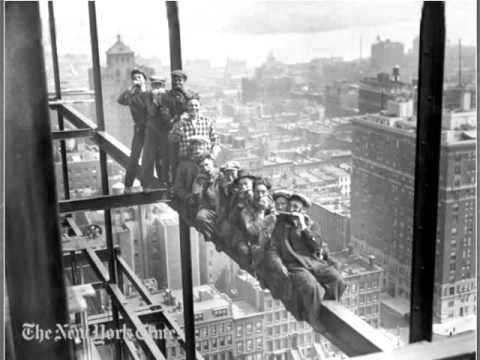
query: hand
129 85 139 93
291 212 307 231
212 145 221 159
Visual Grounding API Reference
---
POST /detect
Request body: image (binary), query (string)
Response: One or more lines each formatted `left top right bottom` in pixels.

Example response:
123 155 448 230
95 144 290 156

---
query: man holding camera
266 192 346 322
117 68 149 192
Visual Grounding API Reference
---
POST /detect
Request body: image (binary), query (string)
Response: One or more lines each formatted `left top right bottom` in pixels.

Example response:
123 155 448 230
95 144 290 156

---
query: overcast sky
40 1 476 66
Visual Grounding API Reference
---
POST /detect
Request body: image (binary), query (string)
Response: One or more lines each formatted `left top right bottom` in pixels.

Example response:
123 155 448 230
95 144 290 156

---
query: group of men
170 144 346 313
117 68 219 192
118 68 346 321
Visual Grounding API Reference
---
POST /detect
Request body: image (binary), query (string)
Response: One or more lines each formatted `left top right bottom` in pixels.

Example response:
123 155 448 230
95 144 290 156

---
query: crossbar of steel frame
52 129 95 140
59 190 169 213
84 248 166 360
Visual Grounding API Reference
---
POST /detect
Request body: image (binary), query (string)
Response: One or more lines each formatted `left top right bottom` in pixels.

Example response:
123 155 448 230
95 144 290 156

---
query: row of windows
236 321 262 337
195 336 233 352
265 310 289 323
236 338 263 353
195 323 233 338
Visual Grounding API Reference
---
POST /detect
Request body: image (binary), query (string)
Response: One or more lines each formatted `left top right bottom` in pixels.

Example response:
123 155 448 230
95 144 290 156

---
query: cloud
224 1 422 34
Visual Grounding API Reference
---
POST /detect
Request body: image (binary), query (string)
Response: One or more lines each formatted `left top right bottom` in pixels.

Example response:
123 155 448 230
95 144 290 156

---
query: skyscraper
350 111 476 323
145 204 201 290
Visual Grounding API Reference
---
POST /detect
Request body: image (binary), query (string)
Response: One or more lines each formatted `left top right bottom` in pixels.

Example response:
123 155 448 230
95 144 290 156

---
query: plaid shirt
176 114 219 158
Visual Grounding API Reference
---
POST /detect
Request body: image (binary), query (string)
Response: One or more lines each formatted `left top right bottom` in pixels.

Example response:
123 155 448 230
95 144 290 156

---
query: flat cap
220 161 241 172
171 69 188 80
188 135 210 145
233 169 257 184
289 192 311 209
150 75 166 83
131 68 147 80
272 189 293 201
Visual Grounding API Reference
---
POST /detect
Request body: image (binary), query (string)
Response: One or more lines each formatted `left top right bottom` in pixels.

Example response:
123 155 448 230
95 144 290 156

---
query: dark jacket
266 219 322 271
164 88 198 121
146 92 171 133
173 158 199 202
117 88 149 127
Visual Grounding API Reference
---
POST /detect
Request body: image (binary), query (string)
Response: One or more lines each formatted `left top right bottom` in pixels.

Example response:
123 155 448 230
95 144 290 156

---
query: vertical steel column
409 1 445 343
5 2 73 359
166 3 196 359
179 218 196 360
48 1 70 200
87 2 121 359
166 1 183 71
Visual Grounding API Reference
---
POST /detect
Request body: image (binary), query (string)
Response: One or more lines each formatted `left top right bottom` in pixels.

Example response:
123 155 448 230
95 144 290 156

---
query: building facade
350 113 476 323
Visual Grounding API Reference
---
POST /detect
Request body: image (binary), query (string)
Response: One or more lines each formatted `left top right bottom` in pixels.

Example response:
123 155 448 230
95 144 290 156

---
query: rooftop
106 34 134 55
232 300 261 318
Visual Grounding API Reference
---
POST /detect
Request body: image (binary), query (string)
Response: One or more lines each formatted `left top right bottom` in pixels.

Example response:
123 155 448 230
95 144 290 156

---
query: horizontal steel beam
318 301 395 357
63 248 113 268
52 129 95 140
59 190 169 213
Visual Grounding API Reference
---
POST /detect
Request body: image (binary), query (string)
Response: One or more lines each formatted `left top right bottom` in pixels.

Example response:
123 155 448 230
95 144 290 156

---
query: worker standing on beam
117 68 149 193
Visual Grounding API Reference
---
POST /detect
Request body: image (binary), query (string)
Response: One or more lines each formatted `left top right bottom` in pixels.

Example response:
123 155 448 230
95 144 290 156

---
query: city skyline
40 1 476 67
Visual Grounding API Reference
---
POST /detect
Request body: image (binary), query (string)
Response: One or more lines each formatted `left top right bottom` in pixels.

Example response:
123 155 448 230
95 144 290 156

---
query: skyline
40 1 476 67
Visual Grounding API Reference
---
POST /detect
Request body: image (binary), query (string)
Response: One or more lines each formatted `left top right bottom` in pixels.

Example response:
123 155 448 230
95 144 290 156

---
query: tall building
198 236 234 285
350 112 476 323
370 37 404 72
146 204 201 290
88 35 153 146
309 202 350 252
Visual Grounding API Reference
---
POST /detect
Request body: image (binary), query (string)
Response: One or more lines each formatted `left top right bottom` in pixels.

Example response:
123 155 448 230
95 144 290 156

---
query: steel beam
116 254 204 359
409 2 445 343
318 301 394 357
48 1 71 199
59 190 169 213
166 1 183 73
51 103 98 130
5 3 73 358
84 249 166 360
87 4 121 358
52 129 95 140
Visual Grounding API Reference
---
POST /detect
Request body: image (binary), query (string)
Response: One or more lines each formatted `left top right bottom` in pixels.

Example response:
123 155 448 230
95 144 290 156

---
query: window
237 341 243 354
256 338 262 350
219 336 225 347
246 323 252 335
246 340 253 352
255 321 262 333
203 340 209 351
212 338 217 350
226 335 232 345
